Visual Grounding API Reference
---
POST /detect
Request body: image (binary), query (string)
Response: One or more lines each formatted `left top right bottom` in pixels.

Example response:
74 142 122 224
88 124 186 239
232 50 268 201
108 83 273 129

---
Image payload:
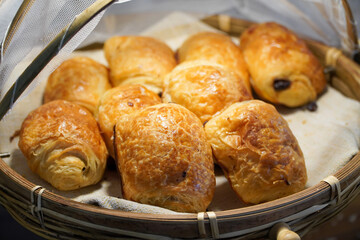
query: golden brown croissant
162 60 252 123
178 31 251 92
239 22 326 107
104 36 177 94
94 84 161 157
43 57 111 114
114 103 215 213
205 100 307 204
18 100 108 191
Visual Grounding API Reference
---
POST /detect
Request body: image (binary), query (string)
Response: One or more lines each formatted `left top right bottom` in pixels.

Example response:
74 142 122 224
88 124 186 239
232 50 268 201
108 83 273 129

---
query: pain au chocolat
18 100 108 191
94 84 161 157
104 36 177 94
205 100 307 204
239 22 326 107
43 57 111 114
114 103 215 212
177 31 251 93
162 60 252 123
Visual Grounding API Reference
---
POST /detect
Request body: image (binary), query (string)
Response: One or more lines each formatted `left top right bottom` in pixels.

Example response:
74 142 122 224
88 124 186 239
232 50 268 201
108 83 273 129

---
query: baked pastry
114 103 215 212
239 22 326 107
104 36 177 94
178 31 251 92
94 84 161 157
162 60 252 123
18 100 108 191
205 100 307 204
43 57 111 114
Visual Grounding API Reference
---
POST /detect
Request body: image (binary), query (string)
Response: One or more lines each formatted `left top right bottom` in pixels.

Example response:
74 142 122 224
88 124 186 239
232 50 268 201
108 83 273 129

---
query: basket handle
342 0 360 62
269 222 301 240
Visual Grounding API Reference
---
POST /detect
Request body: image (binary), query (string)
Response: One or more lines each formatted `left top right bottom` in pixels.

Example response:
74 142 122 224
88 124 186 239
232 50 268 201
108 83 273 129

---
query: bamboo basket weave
0 1 360 239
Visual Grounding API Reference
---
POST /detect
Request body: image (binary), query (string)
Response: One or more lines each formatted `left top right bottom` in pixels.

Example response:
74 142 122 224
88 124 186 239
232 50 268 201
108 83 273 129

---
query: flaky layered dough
104 36 177 94
239 22 326 107
94 84 161 157
178 31 251 92
114 103 215 213
205 100 307 204
43 57 111 114
18 100 108 191
162 60 252 123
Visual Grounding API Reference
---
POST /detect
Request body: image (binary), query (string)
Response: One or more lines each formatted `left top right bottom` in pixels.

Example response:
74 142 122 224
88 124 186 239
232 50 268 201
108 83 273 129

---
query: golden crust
94 84 161 157
239 22 326 107
205 100 307 204
43 57 111 114
162 60 252 123
18 100 108 191
178 31 251 92
104 36 177 93
114 103 215 213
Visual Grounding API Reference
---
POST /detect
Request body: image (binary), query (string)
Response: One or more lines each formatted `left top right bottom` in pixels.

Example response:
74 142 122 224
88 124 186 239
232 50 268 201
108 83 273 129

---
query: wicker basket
0 1 360 239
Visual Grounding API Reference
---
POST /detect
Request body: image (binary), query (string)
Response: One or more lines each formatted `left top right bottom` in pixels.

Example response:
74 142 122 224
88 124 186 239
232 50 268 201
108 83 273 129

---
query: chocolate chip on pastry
239 22 326 107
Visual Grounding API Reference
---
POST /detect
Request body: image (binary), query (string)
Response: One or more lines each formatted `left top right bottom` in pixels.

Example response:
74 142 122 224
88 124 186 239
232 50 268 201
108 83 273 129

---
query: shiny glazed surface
114 103 215 212
43 57 111 114
95 84 161 157
18 100 108 191
205 100 307 204
239 22 326 107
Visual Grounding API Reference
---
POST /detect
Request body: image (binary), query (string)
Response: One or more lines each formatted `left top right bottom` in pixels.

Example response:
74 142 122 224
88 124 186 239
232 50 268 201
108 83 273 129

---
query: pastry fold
114 103 215 212
239 22 326 107
205 100 307 204
18 100 108 191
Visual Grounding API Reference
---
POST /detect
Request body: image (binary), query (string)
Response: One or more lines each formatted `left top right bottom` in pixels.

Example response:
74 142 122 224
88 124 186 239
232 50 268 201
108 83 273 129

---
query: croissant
104 36 177 94
43 57 111 114
162 60 252 123
114 103 215 212
18 100 108 191
178 31 251 92
205 100 307 204
94 84 161 157
239 22 326 107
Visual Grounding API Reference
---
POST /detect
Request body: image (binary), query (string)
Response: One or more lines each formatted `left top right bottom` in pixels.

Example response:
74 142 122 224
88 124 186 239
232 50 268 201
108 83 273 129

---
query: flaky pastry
205 100 307 204
239 22 326 107
104 36 176 94
162 60 252 123
178 31 251 92
94 84 161 157
18 100 108 191
114 103 215 213
43 57 111 114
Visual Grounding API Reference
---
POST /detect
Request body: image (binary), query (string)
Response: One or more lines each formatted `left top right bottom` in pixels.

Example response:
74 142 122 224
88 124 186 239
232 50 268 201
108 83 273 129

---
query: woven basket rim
1 150 359 220
1 151 359 240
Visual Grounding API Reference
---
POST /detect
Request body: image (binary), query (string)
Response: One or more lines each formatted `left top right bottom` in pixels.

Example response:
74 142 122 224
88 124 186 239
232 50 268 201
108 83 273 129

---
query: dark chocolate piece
273 79 291 91
306 101 318 111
